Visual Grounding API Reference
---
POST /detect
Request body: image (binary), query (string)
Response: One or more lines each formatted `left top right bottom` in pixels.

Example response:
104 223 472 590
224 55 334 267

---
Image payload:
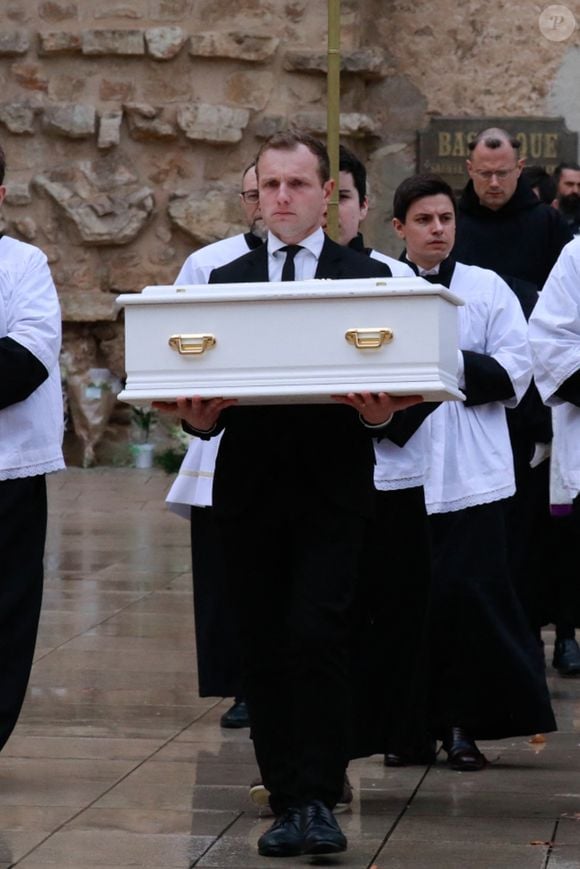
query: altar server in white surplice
165 163 265 729
529 237 580 500
0 142 65 752
391 173 555 773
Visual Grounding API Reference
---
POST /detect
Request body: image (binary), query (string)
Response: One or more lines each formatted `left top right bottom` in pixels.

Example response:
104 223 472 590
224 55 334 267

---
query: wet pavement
0 467 579 867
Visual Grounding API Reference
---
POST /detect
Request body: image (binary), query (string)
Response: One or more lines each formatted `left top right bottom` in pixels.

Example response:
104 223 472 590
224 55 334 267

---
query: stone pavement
0 467 579 868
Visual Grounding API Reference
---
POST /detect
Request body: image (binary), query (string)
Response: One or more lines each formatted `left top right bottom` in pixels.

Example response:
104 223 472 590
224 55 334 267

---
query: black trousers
429 501 556 740
350 486 433 761
218 503 366 815
0 475 47 752
507 460 580 633
190 506 242 698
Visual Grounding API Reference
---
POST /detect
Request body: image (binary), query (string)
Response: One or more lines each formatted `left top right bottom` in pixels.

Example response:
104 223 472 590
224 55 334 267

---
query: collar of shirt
415 263 440 277
267 227 325 281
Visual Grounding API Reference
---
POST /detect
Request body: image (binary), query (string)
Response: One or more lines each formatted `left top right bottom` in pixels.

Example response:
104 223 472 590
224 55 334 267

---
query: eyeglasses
240 190 259 202
471 167 518 181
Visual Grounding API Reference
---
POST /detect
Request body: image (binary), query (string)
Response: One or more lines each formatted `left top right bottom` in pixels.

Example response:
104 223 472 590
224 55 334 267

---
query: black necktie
280 245 303 281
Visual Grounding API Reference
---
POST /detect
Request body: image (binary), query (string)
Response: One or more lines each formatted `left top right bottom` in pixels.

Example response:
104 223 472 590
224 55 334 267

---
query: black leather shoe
257 808 303 857
301 800 347 855
553 639 580 676
442 726 486 771
220 700 250 729
384 739 436 767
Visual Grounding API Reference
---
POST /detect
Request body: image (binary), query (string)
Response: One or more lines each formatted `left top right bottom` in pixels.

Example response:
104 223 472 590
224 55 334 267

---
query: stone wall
1 0 579 462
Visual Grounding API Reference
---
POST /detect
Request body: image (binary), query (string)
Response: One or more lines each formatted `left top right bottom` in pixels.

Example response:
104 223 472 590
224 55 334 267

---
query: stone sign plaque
418 117 578 190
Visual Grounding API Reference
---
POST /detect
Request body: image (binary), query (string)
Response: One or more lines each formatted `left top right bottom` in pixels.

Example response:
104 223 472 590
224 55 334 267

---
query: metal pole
326 0 340 240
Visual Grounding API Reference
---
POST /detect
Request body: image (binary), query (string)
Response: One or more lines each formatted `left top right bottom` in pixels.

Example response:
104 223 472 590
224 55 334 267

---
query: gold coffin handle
168 333 216 355
345 328 393 349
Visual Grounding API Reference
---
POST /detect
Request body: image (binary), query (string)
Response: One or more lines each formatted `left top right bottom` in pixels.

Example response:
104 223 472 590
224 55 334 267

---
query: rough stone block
284 47 394 80
0 31 30 56
92 3 143 18
44 103 96 138
124 103 177 140
0 102 36 134
168 186 246 245
145 26 185 60
59 289 117 322
98 110 123 149
188 31 279 62
11 63 48 92
38 31 82 54
177 103 250 144
38 2 78 22
254 114 285 139
293 110 377 138
4 182 32 206
82 30 145 56
12 217 37 241
34 158 155 246
148 0 192 20
6 2 30 23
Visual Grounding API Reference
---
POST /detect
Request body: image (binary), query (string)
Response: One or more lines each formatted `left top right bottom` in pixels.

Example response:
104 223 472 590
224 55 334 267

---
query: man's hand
153 396 238 432
332 391 424 425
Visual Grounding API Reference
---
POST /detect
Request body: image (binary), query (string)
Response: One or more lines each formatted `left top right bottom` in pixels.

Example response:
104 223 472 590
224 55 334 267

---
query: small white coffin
116 277 465 405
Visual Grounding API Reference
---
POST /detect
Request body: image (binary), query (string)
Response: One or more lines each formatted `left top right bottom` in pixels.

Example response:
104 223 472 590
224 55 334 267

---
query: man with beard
553 162 580 235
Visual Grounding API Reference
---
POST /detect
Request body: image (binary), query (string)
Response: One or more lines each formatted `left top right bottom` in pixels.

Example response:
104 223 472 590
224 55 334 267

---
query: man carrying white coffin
166 162 266 731
391 173 556 770
157 130 422 859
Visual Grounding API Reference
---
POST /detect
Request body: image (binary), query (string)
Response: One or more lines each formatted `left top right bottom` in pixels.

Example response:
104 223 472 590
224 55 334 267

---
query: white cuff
359 413 394 429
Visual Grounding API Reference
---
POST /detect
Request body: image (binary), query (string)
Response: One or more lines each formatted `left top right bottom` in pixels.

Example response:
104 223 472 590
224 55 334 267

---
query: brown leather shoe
442 726 486 771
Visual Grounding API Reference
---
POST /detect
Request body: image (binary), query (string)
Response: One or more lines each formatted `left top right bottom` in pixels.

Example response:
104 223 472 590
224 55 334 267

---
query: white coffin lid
116 276 464 308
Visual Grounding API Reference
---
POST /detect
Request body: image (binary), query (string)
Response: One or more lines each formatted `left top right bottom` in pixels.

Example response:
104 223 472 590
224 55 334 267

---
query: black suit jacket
206 236 391 519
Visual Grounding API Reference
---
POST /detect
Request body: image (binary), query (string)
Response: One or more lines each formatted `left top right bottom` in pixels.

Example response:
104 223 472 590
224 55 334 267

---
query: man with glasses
454 127 571 294
453 128 577 679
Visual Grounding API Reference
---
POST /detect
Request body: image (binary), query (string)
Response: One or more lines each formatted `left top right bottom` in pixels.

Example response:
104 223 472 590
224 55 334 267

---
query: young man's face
392 193 456 270
257 144 333 244
336 170 368 246
467 141 523 211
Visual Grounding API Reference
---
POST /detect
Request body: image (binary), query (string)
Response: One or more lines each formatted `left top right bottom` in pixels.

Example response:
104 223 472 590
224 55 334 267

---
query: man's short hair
339 145 366 206
553 161 580 183
256 130 330 184
0 144 5 185
521 165 557 204
468 128 521 153
393 174 457 223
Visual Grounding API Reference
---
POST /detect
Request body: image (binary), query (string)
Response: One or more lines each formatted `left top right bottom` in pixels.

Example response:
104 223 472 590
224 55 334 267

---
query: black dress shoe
301 800 347 855
384 739 436 767
220 700 250 729
553 638 580 676
442 726 486 771
384 751 406 767
257 808 303 857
